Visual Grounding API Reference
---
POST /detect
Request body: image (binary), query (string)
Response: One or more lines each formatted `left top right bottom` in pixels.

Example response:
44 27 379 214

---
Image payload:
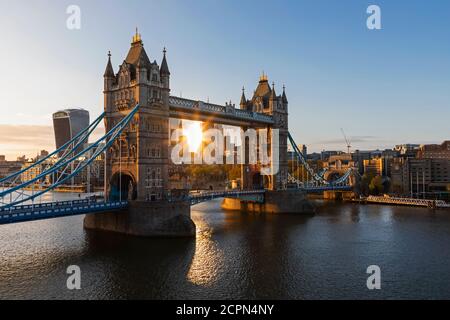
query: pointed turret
104 51 115 78
160 47 170 75
160 47 171 91
240 87 247 109
103 51 115 112
282 85 288 103
270 82 277 101
159 47 170 99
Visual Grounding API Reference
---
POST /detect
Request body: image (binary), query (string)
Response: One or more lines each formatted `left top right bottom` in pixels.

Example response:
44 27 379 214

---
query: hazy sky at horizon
0 0 449 160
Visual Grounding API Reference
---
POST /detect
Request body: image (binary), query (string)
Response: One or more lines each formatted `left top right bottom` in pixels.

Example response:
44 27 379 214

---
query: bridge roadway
0 199 128 225
0 190 266 226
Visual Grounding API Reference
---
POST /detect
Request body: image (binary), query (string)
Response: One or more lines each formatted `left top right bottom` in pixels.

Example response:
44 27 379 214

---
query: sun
182 121 203 153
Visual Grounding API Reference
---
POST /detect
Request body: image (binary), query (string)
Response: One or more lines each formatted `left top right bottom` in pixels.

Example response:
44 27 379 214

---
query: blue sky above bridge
0 0 449 159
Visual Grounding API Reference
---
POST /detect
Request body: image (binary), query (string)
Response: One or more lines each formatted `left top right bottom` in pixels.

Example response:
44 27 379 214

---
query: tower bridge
0 31 355 236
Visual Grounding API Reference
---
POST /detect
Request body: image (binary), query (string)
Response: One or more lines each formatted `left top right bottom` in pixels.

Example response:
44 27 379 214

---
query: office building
53 109 90 157
363 158 383 176
417 141 450 160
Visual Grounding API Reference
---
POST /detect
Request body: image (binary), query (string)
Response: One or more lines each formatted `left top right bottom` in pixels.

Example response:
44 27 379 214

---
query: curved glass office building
53 109 90 157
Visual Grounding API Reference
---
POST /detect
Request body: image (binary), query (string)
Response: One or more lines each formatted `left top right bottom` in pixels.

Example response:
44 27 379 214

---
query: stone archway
325 171 342 184
109 171 137 201
252 172 263 190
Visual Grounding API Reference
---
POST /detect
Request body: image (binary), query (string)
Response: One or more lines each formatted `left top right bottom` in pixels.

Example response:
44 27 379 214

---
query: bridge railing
366 196 448 207
0 200 128 225
169 96 274 124
0 197 108 213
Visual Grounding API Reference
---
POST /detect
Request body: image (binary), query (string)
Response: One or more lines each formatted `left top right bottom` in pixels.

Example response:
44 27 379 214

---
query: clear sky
0 0 449 160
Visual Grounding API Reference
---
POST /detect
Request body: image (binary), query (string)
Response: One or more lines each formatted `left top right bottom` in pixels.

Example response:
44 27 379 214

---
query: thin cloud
315 136 379 145
0 125 54 145
0 124 104 160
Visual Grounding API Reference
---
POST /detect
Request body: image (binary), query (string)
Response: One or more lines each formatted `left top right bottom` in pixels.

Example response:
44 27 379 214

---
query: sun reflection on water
186 215 224 287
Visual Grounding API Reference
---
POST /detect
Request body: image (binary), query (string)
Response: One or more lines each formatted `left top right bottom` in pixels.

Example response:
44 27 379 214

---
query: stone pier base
222 190 315 214
83 200 196 237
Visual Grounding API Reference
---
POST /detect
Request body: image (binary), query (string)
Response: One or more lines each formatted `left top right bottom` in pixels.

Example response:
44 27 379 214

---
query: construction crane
341 128 352 154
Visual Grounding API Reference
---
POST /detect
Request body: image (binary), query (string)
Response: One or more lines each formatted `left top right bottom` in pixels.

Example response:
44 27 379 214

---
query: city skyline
1 0 450 160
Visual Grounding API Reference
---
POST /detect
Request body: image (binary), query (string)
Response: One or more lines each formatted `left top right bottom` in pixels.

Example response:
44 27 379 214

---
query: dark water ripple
1 199 449 299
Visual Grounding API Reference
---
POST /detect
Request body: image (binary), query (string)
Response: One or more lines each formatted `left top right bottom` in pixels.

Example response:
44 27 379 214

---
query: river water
0 194 449 300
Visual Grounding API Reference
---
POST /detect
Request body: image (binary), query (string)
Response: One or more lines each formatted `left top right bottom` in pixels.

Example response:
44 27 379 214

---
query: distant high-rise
53 109 90 157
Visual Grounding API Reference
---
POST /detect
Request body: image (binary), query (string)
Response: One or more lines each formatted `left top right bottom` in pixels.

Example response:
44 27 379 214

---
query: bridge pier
222 190 315 214
83 200 196 237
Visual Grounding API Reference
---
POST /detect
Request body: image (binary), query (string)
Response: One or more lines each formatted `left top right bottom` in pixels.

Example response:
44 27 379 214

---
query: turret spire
270 82 277 100
282 84 288 103
240 86 247 107
103 51 115 78
160 47 170 75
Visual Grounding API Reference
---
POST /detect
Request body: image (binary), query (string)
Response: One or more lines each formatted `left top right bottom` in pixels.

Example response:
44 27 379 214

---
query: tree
360 172 376 196
369 175 384 195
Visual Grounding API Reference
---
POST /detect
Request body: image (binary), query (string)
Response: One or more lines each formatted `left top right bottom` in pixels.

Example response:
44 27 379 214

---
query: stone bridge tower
239 74 289 190
84 31 196 237
103 30 171 202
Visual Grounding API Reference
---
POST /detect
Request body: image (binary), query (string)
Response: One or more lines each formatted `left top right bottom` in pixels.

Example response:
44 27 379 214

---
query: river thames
1 196 449 300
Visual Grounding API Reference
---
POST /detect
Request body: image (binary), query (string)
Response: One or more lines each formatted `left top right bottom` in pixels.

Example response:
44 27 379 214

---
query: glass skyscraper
53 109 90 157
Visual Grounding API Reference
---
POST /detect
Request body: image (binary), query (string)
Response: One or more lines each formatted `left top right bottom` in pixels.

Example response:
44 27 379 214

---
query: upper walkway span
169 96 274 126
